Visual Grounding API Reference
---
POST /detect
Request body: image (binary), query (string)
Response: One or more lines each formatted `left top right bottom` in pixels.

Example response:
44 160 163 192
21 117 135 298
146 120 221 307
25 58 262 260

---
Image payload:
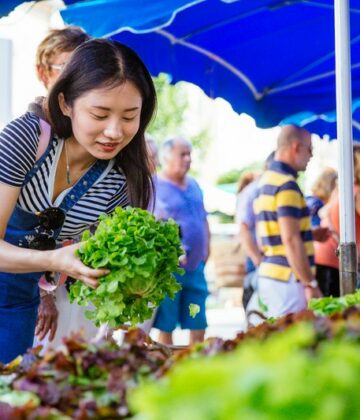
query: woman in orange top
316 147 360 296
312 168 339 296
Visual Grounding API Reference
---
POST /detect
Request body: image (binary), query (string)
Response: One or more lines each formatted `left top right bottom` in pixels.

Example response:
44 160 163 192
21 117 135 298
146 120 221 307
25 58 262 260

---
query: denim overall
0 137 108 363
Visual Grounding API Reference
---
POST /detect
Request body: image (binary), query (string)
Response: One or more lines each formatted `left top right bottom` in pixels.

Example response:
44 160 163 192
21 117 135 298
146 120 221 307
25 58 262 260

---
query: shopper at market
253 125 328 319
0 38 156 363
306 167 338 228
307 168 339 297
153 137 210 345
323 146 360 291
235 152 274 312
30 26 92 347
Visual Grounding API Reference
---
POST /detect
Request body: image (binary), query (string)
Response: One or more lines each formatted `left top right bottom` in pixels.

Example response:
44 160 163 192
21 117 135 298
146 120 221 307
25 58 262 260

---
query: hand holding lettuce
69 207 183 327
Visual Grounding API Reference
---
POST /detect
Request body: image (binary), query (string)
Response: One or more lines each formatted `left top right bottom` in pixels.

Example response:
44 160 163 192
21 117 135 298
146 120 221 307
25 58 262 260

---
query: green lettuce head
69 207 183 327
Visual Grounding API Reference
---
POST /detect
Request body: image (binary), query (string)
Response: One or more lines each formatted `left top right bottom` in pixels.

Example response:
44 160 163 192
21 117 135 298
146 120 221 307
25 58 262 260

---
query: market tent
281 99 360 141
0 0 35 18
61 0 360 132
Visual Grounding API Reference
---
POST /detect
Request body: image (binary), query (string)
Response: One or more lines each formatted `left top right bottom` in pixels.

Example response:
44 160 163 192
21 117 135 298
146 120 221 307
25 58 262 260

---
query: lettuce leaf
69 207 183 327
308 290 360 316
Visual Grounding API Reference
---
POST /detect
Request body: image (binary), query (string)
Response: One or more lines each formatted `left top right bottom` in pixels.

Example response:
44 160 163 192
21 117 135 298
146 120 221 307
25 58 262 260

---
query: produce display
0 329 172 419
129 308 360 420
309 290 360 316
2 307 360 418
69 207 183 327
2 249 360 420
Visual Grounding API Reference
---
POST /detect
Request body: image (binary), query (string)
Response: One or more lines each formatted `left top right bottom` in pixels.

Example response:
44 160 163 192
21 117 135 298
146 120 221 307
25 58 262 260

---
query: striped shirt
254 160 315 282
0 112 129 240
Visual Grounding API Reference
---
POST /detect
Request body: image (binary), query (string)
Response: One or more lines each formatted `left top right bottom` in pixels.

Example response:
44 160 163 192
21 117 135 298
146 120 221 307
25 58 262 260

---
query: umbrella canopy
0 0 34 18
61 0 360 132
281 99 360 141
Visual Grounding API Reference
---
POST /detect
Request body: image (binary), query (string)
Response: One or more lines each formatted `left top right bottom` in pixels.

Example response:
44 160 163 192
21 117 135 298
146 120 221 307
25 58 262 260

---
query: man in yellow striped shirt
254 125 327 319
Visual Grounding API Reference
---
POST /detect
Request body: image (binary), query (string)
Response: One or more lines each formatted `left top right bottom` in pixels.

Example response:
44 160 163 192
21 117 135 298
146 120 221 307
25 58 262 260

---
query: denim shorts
154 262 208 332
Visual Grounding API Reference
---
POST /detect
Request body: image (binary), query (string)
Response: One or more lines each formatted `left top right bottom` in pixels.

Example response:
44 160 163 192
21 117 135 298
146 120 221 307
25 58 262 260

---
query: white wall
0 38 12 126
0 0 63 126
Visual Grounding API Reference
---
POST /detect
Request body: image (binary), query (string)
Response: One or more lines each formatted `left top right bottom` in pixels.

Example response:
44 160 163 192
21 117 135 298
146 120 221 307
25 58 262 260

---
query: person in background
153 137 210 345
253 126 329 320
29 27 92 347
324 146 360 292
236 171 258 197
306 167 338 227
30 26 90 118
307 168 339 297
235 153 274 312
0 38 156 363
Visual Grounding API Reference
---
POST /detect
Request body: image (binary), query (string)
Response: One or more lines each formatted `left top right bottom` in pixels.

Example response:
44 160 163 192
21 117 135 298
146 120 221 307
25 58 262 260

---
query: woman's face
60 81 143 160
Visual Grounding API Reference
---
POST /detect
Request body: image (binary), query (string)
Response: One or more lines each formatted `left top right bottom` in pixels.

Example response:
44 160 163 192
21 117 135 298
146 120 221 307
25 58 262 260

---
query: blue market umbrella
61 0 360 132
281 99 360 141
0 0 35 18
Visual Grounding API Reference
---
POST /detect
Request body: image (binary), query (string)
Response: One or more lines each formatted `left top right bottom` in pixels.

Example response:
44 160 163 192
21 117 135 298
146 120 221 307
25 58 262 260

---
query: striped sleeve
276 179 304 218
0 113 39 187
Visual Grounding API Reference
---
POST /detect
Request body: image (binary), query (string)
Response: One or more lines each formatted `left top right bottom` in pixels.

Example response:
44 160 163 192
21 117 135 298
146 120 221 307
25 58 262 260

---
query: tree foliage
216 161 263 185
147 73 210 160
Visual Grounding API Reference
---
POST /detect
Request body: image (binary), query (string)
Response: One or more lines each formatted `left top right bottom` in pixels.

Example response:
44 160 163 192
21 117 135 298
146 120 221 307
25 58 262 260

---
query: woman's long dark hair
46 38 156 209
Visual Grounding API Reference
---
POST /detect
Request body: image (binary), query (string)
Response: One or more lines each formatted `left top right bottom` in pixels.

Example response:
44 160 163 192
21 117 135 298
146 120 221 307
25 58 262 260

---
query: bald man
253 125 328 320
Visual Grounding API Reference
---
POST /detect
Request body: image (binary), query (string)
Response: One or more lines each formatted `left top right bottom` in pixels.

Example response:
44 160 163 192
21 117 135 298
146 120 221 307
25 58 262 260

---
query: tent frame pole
334 0 357 294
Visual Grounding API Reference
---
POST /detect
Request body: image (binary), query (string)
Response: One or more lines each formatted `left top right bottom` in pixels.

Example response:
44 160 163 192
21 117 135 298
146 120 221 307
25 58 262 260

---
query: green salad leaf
69 207 183 327
189 304 200 318
129 323 360 419
0 390 40 407
308 290 360 316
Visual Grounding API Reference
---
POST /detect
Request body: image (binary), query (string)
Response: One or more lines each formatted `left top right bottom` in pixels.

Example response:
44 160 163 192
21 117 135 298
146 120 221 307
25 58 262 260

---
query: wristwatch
304 279 319 289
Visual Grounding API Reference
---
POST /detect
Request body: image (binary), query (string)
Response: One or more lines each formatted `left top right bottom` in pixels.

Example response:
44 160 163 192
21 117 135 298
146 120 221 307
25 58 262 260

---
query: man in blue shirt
153 137 210 345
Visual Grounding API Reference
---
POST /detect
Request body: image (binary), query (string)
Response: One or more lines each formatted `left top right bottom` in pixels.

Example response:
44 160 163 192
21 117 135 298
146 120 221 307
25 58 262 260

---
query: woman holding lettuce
0 39 156 363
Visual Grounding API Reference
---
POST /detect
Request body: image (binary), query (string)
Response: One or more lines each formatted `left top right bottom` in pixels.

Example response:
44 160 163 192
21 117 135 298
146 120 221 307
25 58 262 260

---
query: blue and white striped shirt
0 113 129 240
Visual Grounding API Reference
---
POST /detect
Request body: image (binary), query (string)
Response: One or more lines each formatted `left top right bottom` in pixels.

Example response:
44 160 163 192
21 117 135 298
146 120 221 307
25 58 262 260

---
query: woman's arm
0 182 107 287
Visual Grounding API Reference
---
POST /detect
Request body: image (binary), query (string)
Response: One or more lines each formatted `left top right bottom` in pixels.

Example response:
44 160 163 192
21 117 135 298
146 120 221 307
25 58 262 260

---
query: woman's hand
304 285 323 301
312 226 331 242
35 294 58 341
47 243 109 288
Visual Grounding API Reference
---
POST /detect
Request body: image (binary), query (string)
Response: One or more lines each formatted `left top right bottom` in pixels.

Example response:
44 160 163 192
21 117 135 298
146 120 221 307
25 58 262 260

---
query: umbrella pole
334 0 357 295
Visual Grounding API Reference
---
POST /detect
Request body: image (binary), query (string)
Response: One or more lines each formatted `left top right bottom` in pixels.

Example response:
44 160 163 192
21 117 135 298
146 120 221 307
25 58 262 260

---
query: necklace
64 141 71 185
63 140 97 185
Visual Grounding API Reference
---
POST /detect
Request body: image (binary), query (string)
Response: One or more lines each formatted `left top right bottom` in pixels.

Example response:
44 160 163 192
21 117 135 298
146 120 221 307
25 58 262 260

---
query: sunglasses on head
36 207 65 230
29 207 66 251
49 62 67 72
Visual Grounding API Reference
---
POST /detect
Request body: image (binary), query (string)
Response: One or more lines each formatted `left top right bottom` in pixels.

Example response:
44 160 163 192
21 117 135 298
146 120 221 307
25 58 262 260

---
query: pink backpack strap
36 118 51 161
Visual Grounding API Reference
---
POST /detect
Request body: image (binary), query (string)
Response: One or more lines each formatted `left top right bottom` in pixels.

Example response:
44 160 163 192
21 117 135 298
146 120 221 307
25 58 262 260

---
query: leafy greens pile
69 207 183 327
0 329 172 419
130 311 360 420
308 290 360 316
4 307 360 418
